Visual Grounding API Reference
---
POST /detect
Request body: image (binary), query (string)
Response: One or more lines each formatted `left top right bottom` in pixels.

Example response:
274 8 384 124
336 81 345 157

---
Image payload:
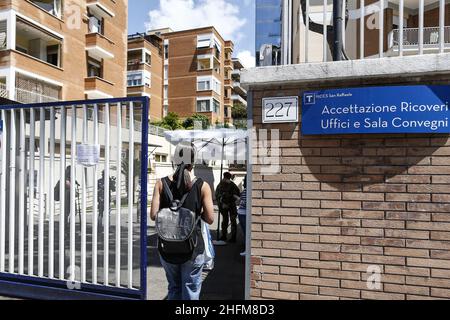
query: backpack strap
177 178 202 209
161 177 174 203
162 176 203 210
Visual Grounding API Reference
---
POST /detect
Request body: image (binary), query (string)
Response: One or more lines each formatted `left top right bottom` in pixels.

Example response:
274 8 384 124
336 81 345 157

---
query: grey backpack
156 178 201 263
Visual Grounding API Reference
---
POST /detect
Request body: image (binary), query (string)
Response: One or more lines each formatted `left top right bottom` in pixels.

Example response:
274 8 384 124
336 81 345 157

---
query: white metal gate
0 97 149 300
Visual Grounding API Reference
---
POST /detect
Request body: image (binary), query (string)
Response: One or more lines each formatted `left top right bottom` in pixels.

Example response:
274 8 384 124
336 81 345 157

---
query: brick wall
250 75 450 300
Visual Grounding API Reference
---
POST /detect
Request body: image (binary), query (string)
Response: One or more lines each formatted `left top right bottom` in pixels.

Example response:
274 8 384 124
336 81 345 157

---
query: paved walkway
147 211 245 300
0 209 245 300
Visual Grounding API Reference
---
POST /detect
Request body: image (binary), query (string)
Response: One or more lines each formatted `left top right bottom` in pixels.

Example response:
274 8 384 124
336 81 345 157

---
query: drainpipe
333 0 344 61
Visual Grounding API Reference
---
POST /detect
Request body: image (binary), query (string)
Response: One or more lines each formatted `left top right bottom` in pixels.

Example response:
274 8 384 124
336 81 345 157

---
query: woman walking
150 141 214 300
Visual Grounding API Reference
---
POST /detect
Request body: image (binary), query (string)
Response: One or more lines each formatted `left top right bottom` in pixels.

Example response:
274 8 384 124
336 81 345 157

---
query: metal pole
333 0 344 61
216 138 225 241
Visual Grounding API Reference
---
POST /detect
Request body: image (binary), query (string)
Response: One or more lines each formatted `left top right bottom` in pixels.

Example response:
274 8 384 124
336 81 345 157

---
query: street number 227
265 101 293 118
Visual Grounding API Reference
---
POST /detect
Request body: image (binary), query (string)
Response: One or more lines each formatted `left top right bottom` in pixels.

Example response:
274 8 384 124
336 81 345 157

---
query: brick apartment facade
127 32 164 121
159 27 234 124
244 54 450 300
0 0 127 103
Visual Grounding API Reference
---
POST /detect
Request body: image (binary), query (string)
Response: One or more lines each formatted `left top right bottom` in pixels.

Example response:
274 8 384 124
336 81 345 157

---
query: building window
47 45 59 66
128 49 141 65
88 15 103 34
87 58 102 78
197 56 212 70
164 65 168 79
0 20 7 50
164 85 168 99
215 44 221 60
163 105 168 117
197 79 211 91
197 38 211 48
198 34 222 52
164 44 169 59
213 99 220 114
212 78 221 95
197 76 220 93
127 71 150 87
30 0 63 18
16 18 63 67
197 99 211 112
127 72 143 86
144 73 151 87
145 52 151 65
197 98 220 114
155 154 168 163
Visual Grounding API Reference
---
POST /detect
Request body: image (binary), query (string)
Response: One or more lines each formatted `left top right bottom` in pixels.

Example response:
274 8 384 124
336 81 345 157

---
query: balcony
388 26 450 55
224 97 232 106
15 17 62 68
224 59 233 70
86 0 115 18
84 76 114 99
15 87 59 103
0 77 60 103
14 73 61 103
232 81 247 96
127 60 148 72
86 33 114 60
231 94 247 106
127 85 151 97
225 40 234 51
224 79 232 88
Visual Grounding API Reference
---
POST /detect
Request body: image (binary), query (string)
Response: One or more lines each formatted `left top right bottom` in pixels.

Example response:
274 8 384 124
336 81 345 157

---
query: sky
128 0 256 68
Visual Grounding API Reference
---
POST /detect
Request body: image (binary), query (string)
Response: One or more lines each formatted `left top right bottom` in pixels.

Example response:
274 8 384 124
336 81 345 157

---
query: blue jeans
160 253 205 300
238 214 246 239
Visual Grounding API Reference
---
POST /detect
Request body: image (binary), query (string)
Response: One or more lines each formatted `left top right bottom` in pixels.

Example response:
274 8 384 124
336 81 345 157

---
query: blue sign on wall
302 85 450 135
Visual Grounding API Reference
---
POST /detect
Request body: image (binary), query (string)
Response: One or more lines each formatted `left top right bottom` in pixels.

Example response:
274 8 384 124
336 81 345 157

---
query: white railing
15 88 59 104
390 26 450 48
0 83 8 99
0 99 145 294
123 117 166 137
148 124 166 137
296 0 448 63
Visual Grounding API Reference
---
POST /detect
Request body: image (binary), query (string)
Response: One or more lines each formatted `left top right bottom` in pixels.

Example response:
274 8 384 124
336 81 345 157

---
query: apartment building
127 32 164 121
157 27 234 125
0 0 127 104
285 0 450 63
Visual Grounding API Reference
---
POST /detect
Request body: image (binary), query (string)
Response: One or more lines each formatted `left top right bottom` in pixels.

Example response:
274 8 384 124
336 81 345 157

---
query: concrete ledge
241 53 450 89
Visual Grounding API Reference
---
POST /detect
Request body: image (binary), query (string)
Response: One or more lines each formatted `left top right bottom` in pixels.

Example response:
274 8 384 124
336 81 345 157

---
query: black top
159 177 205 263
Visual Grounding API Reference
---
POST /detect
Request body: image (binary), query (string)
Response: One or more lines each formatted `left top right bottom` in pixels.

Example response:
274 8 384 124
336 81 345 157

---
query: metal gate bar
0 97 149 300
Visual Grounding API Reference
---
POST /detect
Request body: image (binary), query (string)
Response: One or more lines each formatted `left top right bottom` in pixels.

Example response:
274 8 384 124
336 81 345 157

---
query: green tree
232 102 248 129
182 113 210 129
232 102 247 119
152 112 182 130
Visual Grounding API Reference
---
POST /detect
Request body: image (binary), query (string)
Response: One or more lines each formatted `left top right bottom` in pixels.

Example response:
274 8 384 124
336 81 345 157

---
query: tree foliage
232 102 247 120
182 113 210 129
232 102 248 129
152 112 183 130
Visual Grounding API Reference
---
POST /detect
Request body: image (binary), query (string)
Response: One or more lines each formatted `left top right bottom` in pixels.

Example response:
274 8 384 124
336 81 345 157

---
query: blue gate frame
0 96 149 300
